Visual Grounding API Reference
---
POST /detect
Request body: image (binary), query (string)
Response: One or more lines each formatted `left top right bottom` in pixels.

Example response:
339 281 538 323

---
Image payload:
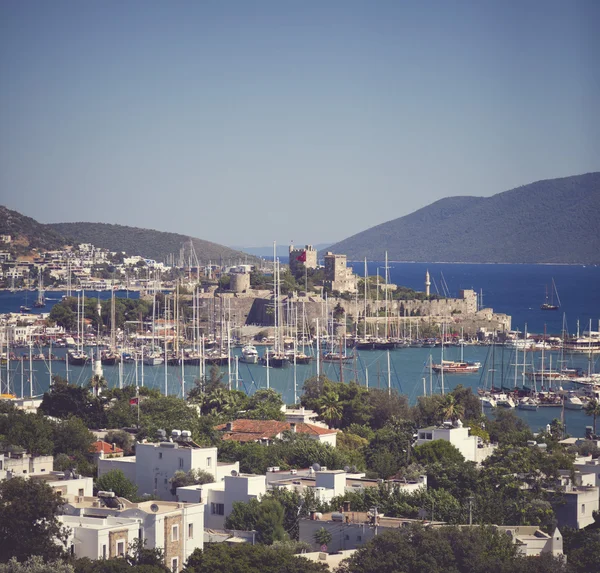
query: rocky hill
47 221 254 264
0 205 68 253
326 173 600 264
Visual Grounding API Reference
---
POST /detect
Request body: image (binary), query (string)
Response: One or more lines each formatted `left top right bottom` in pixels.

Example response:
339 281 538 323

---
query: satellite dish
343 466 350 472
231 470 239 477
312 463 321 472
150 503 159 513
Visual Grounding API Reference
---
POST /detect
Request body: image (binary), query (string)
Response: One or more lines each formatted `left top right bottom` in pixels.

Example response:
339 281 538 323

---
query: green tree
0 478 68 562
413 440 465 466
436 394 465 423
585 399 600 435
313 527 333 548
319 390 343 428
95 469 138 499
169 469 214 495
246 389 285 421
225 498 287 545
0 556 74 573
182 543 328 573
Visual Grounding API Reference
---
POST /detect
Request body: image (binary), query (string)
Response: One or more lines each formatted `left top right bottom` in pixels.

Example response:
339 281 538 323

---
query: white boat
479 395 497 408
143 352 164 366
564 395 584 410
517 396 538 411
494 393 516 408
240 344 259 364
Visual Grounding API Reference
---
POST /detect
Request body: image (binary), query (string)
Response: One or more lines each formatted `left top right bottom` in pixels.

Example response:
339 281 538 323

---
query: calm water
2 263 600 435
2 344 597 438
349 262 600 336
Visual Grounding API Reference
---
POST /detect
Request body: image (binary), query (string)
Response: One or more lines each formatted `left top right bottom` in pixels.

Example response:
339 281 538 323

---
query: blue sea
2 264 599 436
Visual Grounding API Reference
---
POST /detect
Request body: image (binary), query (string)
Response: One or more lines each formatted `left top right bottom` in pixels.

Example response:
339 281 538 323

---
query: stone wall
163 514 183 570
109 529 129 558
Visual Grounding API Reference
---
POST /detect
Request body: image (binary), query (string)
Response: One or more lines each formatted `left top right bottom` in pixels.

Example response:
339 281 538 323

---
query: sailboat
33 275 46 308
540 278 560 311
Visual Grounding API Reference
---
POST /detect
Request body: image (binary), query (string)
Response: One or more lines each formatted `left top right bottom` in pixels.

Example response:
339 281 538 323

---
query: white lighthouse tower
425 270 431 298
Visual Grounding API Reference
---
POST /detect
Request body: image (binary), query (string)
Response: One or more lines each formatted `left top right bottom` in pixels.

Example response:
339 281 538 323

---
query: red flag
296 251 307 262
129 397 139 406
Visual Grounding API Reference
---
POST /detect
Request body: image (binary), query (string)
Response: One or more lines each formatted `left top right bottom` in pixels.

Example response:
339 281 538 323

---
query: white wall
134 443 218 500
97 458 137 486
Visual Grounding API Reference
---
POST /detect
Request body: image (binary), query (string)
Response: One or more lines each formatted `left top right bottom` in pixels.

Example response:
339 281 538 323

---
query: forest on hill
327 173 600 264
0 205 68 254
47 221 255 264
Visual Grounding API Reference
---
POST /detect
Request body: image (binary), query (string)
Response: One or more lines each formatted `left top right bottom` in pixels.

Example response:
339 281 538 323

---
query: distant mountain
47 222 255 264
233 243 333 259
326 173 600 264
0 205 68 252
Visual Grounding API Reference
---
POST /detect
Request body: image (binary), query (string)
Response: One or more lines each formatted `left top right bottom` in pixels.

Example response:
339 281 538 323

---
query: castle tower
425 270 431 297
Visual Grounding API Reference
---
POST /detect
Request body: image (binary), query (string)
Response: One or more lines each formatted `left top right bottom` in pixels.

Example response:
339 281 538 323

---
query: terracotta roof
214 419 336 442
90 440 123 454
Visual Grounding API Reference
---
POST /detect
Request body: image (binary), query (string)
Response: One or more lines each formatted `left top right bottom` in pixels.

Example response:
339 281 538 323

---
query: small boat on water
494 393 516 408
143 351 164 366
432 360 481 374
283 349 312 365
517 396 539 411
260 349 289 368
322 351 353 363
540 279 560 311
68 350 90 366
240 344 259 364
564 395 584 410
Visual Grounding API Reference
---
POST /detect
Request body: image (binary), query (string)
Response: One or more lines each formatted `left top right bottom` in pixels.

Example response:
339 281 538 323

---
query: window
164 478 168 485
171 557 179 572
102 545 107 559
179 457 184 468
23 470 27 474
159 452 163 459
207 457 212 467
582 504 586 514
78 488 84 496
188 523 193 539
211 503 224 515
41 468 46 472
357 535 362 541
172 524 179 542
117 541 125 556
345 534 350 540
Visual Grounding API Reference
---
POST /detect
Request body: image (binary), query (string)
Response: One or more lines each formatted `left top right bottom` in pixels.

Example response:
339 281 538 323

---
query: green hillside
47 221 255 264
326 173 600 264
0 205 68 253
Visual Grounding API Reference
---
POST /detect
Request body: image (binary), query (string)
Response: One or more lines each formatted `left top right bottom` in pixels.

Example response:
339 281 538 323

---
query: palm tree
319 390 342 428
87 374 107 397
437 394 464 424
585 399 600 436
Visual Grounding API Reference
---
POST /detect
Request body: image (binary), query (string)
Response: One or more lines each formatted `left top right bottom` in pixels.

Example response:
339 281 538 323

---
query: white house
270 470 427 504
0 448 53 479
177 473 267 530
415 420 497 464
61 494 204 572
97 432 239 501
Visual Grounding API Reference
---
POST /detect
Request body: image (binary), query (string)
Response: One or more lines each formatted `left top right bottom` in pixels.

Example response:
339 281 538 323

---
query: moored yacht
240 344 259 364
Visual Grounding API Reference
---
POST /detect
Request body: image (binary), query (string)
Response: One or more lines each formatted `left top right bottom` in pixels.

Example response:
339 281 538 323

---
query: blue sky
1 1 599 247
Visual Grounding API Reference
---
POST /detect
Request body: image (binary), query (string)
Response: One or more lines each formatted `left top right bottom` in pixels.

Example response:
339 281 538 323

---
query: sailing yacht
540 278 560 311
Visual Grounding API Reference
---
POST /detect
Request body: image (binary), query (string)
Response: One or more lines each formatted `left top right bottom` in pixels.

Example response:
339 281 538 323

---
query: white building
61 495 204 572
415 420 497 464
270 470 427 504
0 448 53 479
177 473 267 530
98 432 239 501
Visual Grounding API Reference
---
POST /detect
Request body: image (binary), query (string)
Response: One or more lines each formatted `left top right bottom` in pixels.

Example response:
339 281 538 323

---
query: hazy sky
1 1 599 247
